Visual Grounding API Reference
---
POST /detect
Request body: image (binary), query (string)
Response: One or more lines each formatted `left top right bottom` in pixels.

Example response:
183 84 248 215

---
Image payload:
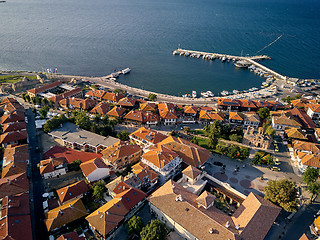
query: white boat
185 52 190 56
234 60 250 68
206 91 214 97
111 72 120 78
192 91 197 98
180 52 184 56
222 56 226 62
173 50 178 55
122 68 131 74
233 90 239 94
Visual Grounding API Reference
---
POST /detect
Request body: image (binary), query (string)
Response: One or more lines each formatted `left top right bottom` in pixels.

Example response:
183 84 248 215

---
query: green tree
265 125 276 138
169 130 177 137
75 112 91 130
239 147 250 160
68 159 82 171
190 136 198 145
308 183 320 202
140 220 166 240
39 105 50 119
92 180 106 200
183 126 191 133
114 88 125 95
216 143 226 154
208 133 218 149
209 121 223 137
264 179 298 212
116 130 130 141
148 93 157 101
303 167 319 185
21 93 26 101
226 144 239 159
94 115 100 124
102 115 109 126
229 134 242 143
257 107 270 120
127 215 144 235
25 94 31 102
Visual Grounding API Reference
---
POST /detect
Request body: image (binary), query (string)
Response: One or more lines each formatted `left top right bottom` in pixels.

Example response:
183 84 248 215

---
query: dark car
35 147 40 153
213 161 223 167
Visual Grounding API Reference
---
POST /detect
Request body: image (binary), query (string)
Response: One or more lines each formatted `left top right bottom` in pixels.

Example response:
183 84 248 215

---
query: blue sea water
0 0 319 96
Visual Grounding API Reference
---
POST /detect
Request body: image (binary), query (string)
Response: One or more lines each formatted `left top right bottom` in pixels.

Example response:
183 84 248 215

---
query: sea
0 0 319 96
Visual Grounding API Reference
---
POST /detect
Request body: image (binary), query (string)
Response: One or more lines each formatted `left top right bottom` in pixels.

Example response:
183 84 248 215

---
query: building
307 104 320 123
285 127 308 141
56 180 89 205
0 172 29 199
159 136 211 167
48 87 83 107
48 122 119 153
57 232 85 240
129 127 167 149
27 81 62 98
177 165 207 195
243 126 272 149
140 102 157 112
291 141 320 172
1 112 25 124
80 157 110 182
107 106 126 119
59 97 96 111
2 144 29 178
271 111 302 130
102 92 125 103
0 193 32 240
39 157 67 179
158 103 178 125
217 98 241 112
0 129 28 147
124 110 159 125
131 162 159 190
141 145 182 183
198 110 225 124
243 112 260 129
2 121 26 134
229 112 244 124
85 90 107 101
117 97 137 108
101 141 142 170
44 198 88 232
148 180 281 240
106 176 141 197
90 102 110 115
86 187 147 240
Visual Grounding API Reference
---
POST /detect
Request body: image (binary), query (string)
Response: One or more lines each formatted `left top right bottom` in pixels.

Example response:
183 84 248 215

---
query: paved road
26 109 48 240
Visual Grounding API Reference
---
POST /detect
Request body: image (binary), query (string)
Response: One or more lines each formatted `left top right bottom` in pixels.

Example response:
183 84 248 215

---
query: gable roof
44 198 87 232
229 112 244 121
27 81 62 95
132 162 159 185
2 122 27 134
307 103 320 113
199 110 225 121
59 98 96 110
124 110 159 123
2 144 29 176
0 172 29 198
184 106 198 114
130 127 167 145
285 128 308 140
243 112 260 123
158 103 178 119
90 102 110 115
39 157 67 175
1 112 25 124
107 106 126 118
140 102 157 112
0 129 28 144
117 97 137 107
142 145 179 169
57 232 85 240
56 180 89 204
289 108 316 129
85 90 106 99
80 157 108 177
102 92 125 102
101 141 142 164
196 191 216 209
182 165 202 180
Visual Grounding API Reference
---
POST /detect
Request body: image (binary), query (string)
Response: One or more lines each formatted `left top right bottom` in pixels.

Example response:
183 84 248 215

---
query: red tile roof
0 129 28 144
130 127 167 145
39 157 67 175
158 103 178 119
2 122 26 133
107 106 126 118
289 108 316 129
0 172 29 198
56 180 89 204
27 81 62 95
80 157 108 178
117 97 137 107
57 232 85 240
59 98 96 110
102 92 125 102
1 112 25 124
43 145 102 164
124 110 159 123
90 102 110 115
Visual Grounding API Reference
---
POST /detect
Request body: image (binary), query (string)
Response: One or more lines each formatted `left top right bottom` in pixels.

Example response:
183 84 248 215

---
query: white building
80 158 110 183
39 157 67 179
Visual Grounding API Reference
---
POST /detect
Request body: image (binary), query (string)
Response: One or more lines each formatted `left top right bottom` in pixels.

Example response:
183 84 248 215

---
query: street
26 108 48 240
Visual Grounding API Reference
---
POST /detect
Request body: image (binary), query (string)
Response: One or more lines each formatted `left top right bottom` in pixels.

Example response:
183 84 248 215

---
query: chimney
225 221 230 228
235 224 240 230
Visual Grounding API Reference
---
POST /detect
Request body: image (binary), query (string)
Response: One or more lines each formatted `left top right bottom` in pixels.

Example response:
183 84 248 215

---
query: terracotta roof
0 129 28 144
140 102 157 112
285 128 308 140
117 97 136 107
184 106 198 114
1 97 18 104
159 136 211 167
112 182 132 195
199 110 224 121
0 193 32 240
243 112 260 123
229 112 244 121
293 140 320 153
272 113 302 127
297 152 320 168
43 145 103 164
239 99 257 108
101 141 142 164
182 165 202 180
132 162 159 184
2 144 29 178
102 92 125 102
200 106 213 111
289 108 316 129
196 191 216 209
59 97 96 110
291 99 308 108
307 103 320 113
86 187 146 237
39 157 67 175
217 98 241 107
80 157 108 178
90 102 110 115
1 112 25 124
158 103 178 119
85 90 106 99
44 198 88 232
27 81 62 95
105 175 141 194
299 233 312 240
124 110 159 123
2 121 26 133
0 172 29 198
2 102 24 114
57 232 85 240
130 127 167 145
107 106 126 118
56 180 89 204
142 145 179 169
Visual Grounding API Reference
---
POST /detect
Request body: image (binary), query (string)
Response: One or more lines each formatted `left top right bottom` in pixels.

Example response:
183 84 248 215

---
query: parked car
274 158 280 165
270 166 280 171
213 161 223 167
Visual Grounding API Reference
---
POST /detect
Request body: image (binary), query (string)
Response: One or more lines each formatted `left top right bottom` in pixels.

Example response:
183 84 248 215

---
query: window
126 197 130 202
133 192 137 196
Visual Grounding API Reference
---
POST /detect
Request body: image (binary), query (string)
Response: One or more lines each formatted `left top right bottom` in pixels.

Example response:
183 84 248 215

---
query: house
159 136 211 167
2 144 29 178
158 103 178 125
0 129 28 147
285 127 308 141
59 97 96 111
291 141 320 172
184 106 198 117
56 180 89 205
102 92 125 103
141 145 182 183
131 162 159 190
90 102 110 115
271 111 302 130
217 98 241 112
299 233 312 240
2 121 26 134
140 102 157 112
48 122 119 153
57 232 85 240
124 110 159 125
199 110 225 124
243 127 272 149
27 81 62 98
129 127 167 149
107 106 126 119
307 104 320 123
229 112 244 124
117 97 137 108
177 165 207 195
243 112 260 129
86 187 147 240
0 193 32 240
288 108 316 129
314 128 320 142
80 157 110 182
44 198 88 232
106 176 141 197
85 90 107 101
148 180 281 240
0 172 29 199
239 100 258 112
39 157 67 179
48 87 84 107
101 141 142 170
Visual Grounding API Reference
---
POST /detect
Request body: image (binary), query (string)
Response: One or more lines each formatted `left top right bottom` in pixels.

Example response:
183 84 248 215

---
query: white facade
43 166 67 179
307 108 320 123
244 120 259 129
163 118 176 125
85 168 110 183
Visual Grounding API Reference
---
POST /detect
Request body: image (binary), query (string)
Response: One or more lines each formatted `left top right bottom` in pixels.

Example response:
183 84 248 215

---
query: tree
148 93 157 101
216 143 226 154
43 114 67 133
264 179 298 212
140 220 166 240
183 126 191 133
303 167 319 186
308 183 320 202
208 133 218 150
226 144 239 159
239 147 250 160
114 88 124 95
127 215 144 235
190 136 198 145
68 159 82 171
257 107 270 120
265 125 276 138
75 112 91 130
209 121 223 137
92 180 106 200
229 134 242 143
94 115 100 124
116 130 130 141
102 115 109 126
169 130 177 137
39 105 49 119
25 94 31 102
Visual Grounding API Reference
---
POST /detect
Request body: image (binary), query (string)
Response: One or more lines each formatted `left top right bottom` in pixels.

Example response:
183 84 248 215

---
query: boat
179 52 184 56
221 90 229 96
234 60 250 68
185 52 190 56
111 72 120 78
173 50 178 55
192 91 197 98
122 68 131 74
233 90 239 94
109 77 117 81
222 56 226 62
206 91 214 97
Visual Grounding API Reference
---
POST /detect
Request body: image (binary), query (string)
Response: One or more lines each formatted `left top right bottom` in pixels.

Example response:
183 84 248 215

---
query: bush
68 159 82 171
252 151 273 165
127 215 144 235
43 114 67 133
229 134 242 143
140 220 166 240
92 180 106 200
